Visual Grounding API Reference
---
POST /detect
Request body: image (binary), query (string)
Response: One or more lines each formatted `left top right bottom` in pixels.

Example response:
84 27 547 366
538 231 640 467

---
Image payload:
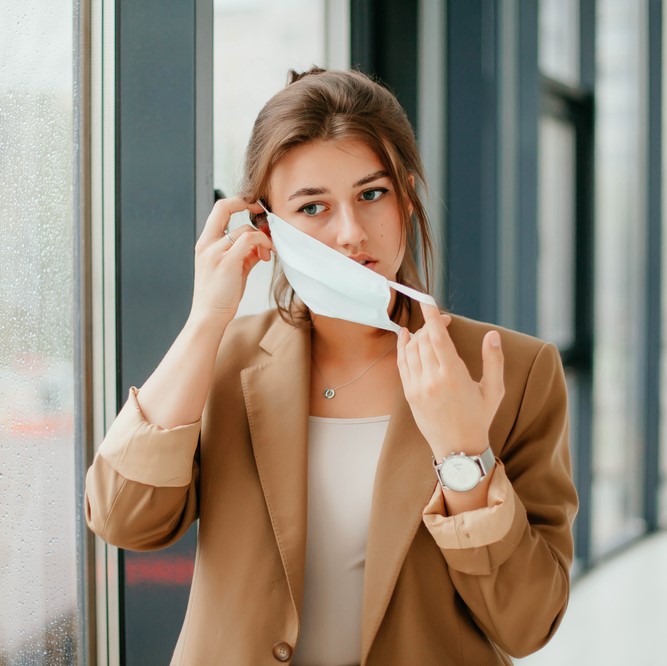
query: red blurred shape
125 555 194 586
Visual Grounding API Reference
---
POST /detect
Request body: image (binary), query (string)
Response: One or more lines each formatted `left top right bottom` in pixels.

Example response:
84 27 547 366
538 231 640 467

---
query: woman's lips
348 253 377 269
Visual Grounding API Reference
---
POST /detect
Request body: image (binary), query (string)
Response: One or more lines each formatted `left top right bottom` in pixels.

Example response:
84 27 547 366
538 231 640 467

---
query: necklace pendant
323 388 335 399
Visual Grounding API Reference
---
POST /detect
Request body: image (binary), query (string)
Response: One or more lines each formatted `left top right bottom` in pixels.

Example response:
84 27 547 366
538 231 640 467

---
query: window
538 115 577 350
0 0 83 662
538 0 595 568
592 0 648 554
539 0 581 86
213 0 348 316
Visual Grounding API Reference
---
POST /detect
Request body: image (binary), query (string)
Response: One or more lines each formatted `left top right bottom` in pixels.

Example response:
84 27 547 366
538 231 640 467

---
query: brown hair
241 66 434 326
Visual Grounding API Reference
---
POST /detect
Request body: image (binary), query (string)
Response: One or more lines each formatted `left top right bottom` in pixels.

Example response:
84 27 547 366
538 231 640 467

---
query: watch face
439 455 481 492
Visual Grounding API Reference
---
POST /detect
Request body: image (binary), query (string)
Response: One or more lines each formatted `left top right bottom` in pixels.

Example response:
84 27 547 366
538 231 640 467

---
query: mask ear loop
386 282 438 338
388 280 437 307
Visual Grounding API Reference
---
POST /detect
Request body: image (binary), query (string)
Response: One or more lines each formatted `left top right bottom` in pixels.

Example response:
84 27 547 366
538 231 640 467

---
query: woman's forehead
269 138 388 197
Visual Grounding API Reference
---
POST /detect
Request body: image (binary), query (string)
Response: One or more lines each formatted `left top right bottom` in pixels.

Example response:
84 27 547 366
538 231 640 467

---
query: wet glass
662 16 667 529
0 1 81 663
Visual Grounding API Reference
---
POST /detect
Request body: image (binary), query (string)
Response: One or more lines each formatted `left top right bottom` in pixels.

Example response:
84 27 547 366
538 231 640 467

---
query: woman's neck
310 314 397 361
308 313 404 417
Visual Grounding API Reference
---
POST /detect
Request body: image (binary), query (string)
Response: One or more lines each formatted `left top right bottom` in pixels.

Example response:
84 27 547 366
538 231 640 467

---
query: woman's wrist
430 439 490 463
185 307 234 340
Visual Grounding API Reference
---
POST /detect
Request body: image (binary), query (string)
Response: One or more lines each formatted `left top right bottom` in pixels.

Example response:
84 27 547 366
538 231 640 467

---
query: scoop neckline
308 414 391 424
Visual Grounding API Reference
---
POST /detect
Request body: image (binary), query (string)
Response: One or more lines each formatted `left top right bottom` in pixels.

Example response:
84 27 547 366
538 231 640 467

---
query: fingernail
490 331 501 348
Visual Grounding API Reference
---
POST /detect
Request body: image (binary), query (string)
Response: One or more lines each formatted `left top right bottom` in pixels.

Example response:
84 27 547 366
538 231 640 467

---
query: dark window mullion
643 0 662 532
539 74 595 569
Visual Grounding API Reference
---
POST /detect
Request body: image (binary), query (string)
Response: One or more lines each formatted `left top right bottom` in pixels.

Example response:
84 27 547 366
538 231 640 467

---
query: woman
85 68 578 665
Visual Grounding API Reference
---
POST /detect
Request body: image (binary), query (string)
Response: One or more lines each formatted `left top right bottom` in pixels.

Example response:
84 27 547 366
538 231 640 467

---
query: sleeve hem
422 460 516 550
98 387 201 488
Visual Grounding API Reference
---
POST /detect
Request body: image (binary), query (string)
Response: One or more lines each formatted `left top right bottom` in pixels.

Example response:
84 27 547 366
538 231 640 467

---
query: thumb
480 330 505 404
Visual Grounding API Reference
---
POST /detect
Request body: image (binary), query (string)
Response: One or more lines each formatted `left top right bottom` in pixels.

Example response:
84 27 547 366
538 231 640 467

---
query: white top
291 415 390 666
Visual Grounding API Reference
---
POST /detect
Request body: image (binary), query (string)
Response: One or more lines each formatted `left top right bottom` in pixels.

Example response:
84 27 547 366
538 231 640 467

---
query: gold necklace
311 343 395 399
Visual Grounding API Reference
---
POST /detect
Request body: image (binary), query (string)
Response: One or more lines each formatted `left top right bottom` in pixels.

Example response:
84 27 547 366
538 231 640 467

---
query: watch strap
477 446 495 476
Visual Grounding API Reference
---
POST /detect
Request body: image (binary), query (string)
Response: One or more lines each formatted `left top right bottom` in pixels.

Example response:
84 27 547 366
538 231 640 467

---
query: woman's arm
85 196 273 549
420 341 577 657
137 196 272 428
398 306 576 656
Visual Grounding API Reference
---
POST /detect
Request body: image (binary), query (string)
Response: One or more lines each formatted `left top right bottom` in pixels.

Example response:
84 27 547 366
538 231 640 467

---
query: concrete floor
515 530 667 666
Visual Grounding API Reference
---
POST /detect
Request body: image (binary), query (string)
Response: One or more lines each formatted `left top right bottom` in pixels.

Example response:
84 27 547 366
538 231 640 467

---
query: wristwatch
432 446 496 492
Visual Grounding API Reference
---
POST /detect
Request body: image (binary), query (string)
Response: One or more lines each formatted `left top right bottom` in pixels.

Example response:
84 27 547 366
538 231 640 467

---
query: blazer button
272 641 293 662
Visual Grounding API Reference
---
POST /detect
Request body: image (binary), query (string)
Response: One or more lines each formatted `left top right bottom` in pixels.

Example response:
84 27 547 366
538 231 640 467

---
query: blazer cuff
422 461 528 575
98 387 201 488
422 460 517 549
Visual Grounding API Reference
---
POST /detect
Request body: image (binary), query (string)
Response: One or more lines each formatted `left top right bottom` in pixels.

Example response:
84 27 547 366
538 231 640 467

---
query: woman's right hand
190 196 273 325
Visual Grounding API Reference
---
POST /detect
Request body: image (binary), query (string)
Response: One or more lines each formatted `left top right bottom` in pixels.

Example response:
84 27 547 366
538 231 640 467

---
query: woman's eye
360 188 388 202
299 203 326 216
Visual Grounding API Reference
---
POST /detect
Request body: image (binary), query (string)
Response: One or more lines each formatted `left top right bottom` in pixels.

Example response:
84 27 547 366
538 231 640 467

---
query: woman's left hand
396 302 505 460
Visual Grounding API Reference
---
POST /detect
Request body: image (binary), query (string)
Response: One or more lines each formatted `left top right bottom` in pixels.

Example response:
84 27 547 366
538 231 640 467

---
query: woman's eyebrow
353 170 389 187
288 186 329 200
287 170 389 200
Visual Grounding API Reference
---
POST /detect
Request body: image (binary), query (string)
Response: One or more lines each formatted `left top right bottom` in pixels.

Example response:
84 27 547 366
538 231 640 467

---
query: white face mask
258 204 436 333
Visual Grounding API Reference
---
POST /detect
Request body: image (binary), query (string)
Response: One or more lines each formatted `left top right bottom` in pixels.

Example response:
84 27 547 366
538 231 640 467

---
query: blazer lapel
241 317 311 621
361 307 436 663
240 306 433 662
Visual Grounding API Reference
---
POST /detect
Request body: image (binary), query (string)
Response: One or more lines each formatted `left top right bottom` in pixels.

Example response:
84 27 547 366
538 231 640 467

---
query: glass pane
538 116 577 348
0 1 80 663
539 0 581 85
662 319 667 527
213 0 327 317
592 0 646 555
662 8 667 529
564 370 581 570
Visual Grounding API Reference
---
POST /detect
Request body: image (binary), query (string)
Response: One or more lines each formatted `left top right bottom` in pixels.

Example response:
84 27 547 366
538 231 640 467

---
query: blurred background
0 0 665 664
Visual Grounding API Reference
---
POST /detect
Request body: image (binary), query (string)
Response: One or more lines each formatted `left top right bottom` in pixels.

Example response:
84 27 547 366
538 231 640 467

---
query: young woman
85 68 578 665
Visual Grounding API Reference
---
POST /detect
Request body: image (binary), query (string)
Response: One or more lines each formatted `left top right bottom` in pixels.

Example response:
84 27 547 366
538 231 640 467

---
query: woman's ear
250 211 271 238
407 173 415 217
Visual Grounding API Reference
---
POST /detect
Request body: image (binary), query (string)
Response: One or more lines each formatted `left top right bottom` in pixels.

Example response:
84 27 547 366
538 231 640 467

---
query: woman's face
268 138 406 283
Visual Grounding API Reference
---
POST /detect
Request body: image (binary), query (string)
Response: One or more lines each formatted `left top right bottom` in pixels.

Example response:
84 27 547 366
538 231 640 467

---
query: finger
198 197 264 250
206 230 272 275
417 327 441 376
396 327 412 386
221 223 272 252
418 301 457 367
419 300 442 325
223 228 274 267
480 330 505 404
403 327 424 377
221 227 236 249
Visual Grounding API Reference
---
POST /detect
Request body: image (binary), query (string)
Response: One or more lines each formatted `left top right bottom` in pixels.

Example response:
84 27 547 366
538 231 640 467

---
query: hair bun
286 66 327 86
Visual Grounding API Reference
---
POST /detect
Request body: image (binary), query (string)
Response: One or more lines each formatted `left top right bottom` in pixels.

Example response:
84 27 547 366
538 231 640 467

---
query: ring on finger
223 228 235 246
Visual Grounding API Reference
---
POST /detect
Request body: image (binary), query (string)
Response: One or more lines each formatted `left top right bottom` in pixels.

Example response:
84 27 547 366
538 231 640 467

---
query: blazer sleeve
421 342 578 658
85 387 201 551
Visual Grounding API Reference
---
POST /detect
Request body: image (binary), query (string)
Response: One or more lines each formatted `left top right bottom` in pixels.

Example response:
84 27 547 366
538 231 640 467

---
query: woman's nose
335 207 368 247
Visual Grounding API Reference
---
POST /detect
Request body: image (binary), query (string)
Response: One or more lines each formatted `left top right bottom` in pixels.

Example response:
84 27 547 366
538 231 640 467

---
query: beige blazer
85 308 578 665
